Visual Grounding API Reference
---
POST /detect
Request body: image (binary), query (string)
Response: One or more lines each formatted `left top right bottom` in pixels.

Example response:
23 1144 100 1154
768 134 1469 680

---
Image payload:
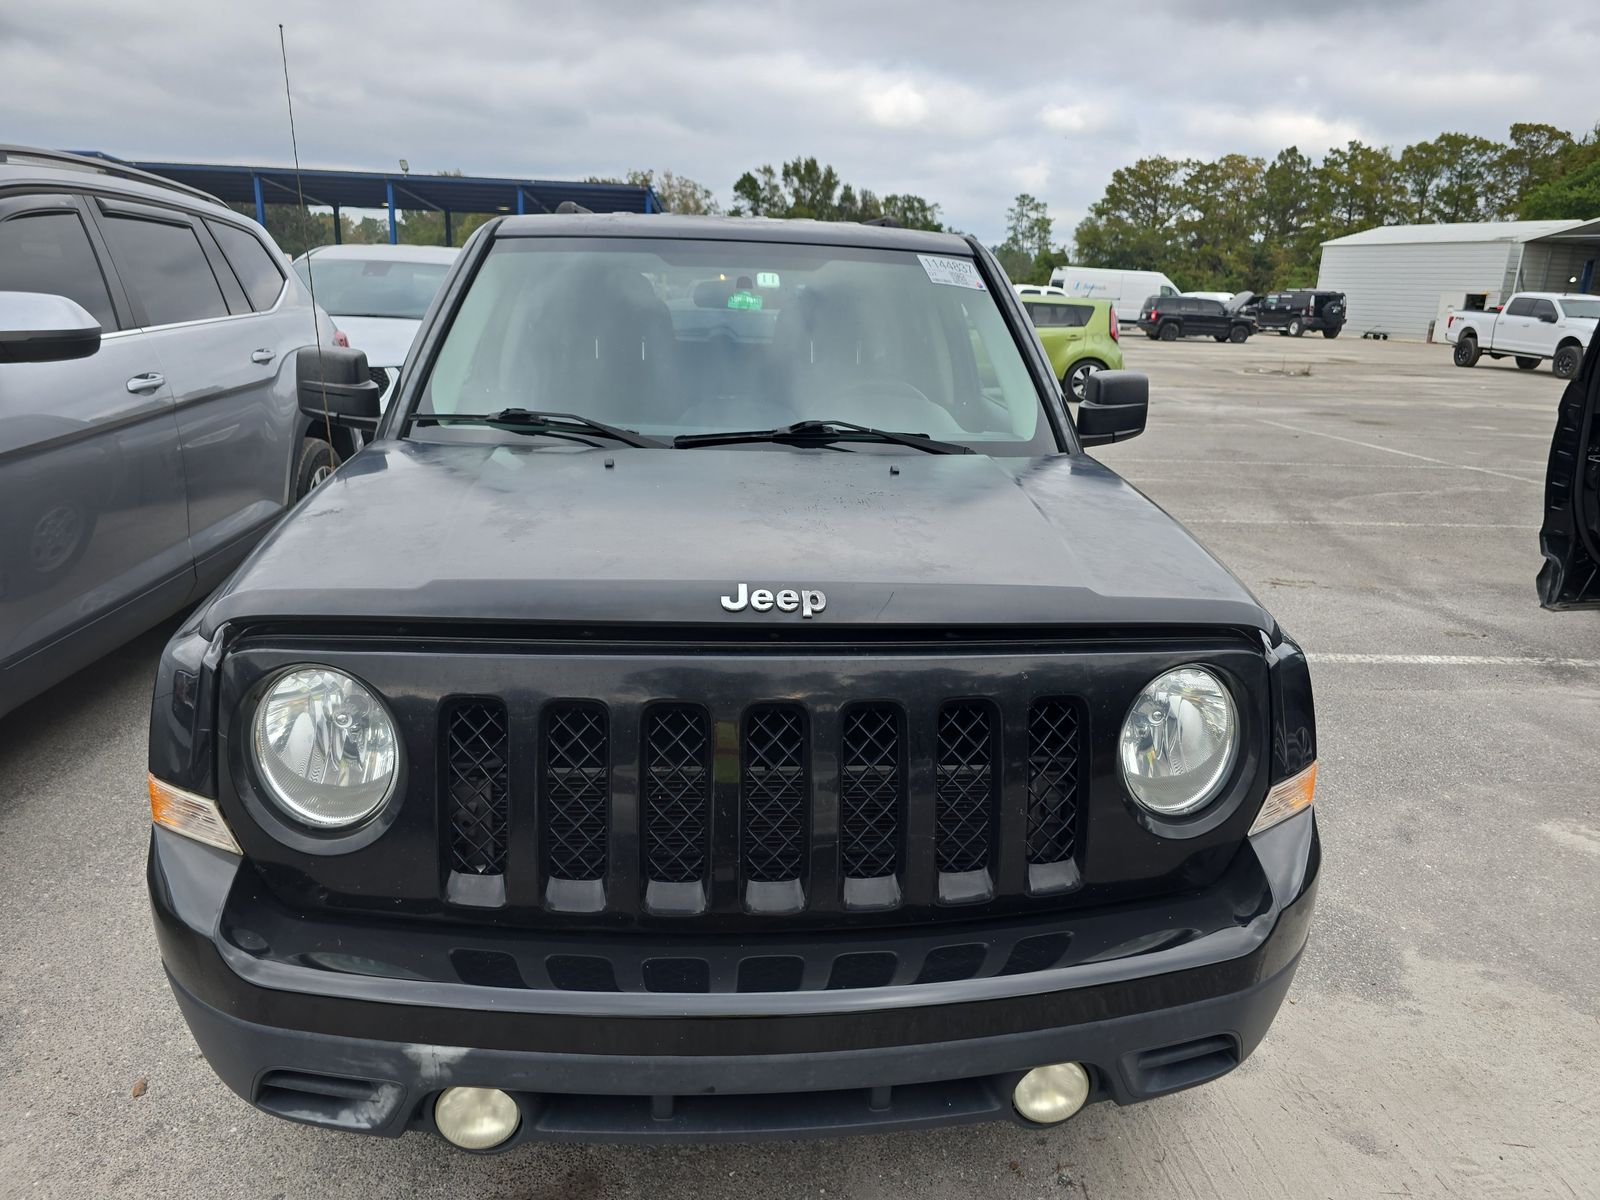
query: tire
295 437 338 499
1322 328 1340 339
1158 322 1179 342
1515 356 1540 371
1286 317 1304 337
1228 324 1249 344
1064 359 1107 402
1453 336 1480 368
1552 343 1582 380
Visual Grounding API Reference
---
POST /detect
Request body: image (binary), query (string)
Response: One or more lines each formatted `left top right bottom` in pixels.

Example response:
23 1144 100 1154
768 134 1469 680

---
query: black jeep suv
1136 295 1255 342
147 215 1320 1151
1251 290 1347 338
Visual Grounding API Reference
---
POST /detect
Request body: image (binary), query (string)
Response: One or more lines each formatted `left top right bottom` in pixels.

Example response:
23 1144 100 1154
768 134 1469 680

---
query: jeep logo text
720 583 826 618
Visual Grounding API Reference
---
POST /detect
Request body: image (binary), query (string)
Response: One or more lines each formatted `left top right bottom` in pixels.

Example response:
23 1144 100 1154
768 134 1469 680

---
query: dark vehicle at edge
1136 295 1255 343
1539 331 1600 607
146 213 1321 1151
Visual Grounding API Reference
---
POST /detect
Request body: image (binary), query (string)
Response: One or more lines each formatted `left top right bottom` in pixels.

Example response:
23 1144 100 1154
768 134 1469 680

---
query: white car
1183 291 1235 304
1014 284 1068 297
1443 292 1599 380
291 244 459 404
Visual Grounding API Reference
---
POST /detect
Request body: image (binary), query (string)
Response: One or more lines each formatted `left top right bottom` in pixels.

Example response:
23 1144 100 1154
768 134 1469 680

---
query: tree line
237 122 1600 293
1071 122 1600 292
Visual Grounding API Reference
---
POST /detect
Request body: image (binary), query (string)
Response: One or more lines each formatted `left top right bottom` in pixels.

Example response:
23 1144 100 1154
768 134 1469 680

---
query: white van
1049 267 1181 322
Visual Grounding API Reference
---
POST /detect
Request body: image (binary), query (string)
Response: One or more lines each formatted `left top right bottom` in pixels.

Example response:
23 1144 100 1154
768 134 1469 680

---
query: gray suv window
208 220 285 312
1530 298 1559 321
0 210 118 330
101 214 228 327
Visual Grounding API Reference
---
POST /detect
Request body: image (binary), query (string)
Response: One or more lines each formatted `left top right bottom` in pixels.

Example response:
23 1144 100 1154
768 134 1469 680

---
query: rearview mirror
298 345 381 428
1076 370 1148 446
0 291 101 363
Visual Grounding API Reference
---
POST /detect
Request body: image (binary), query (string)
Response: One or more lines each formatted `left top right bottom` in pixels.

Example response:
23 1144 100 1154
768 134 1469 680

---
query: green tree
1399 133 1503 222
1315 140 1402 238
727 159 944 229
1502 122 1577 216
1176 154 1266 290
1072 156 1192 277
1520 157 1600 220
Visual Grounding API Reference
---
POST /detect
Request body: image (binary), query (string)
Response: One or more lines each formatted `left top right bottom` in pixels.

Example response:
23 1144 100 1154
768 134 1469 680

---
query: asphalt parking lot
2 334 1596 1199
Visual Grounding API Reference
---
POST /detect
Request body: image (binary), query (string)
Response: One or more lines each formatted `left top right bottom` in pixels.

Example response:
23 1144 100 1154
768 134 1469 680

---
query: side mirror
1539 310 1559 323
1077 370 1148 446
298 345 380 428
0 291 101 363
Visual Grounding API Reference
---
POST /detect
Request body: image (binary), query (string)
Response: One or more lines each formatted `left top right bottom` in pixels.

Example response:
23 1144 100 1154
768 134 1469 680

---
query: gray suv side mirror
0 291 101 363
298 345 381 428
1076 370 1148 446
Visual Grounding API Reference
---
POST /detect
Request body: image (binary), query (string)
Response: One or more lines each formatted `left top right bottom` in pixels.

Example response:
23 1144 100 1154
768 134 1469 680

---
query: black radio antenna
278 23 333 455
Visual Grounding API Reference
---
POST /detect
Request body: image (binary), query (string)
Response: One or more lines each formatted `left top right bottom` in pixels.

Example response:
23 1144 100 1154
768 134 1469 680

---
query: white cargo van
1049 267 1181 322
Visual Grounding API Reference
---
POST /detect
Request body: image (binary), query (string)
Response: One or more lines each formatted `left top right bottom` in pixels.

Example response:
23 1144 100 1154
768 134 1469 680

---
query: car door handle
250 348 276 364
125 372 165 393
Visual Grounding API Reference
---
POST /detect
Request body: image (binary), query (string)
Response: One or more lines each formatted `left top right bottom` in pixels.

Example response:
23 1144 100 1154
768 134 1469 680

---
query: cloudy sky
5 1 1598 242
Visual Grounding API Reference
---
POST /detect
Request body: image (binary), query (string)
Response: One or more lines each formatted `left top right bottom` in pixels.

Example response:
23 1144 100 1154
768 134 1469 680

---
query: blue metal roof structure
79 156 662 244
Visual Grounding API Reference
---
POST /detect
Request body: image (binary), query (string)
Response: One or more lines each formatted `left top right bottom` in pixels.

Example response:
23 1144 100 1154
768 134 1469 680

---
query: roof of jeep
494 212 973 254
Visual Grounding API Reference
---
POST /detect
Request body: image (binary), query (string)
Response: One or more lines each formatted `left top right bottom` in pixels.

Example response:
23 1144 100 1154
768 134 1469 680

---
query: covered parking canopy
114 160 662 244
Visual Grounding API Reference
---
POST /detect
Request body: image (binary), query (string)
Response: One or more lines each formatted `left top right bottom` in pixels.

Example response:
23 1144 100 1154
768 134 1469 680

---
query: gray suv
0 147 337 718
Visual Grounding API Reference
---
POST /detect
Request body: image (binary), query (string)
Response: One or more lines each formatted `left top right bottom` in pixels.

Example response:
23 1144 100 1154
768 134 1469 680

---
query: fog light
434 1087 519 1150
1013 1062 1091 1125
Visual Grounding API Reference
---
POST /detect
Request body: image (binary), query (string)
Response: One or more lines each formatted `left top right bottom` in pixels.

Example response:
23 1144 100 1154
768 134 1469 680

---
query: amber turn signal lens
1248 762 1317 836
149 774 242 855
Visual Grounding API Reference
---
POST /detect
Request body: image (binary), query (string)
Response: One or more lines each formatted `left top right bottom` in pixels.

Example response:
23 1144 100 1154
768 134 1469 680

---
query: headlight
1119 666 1238 816
252 667 399 828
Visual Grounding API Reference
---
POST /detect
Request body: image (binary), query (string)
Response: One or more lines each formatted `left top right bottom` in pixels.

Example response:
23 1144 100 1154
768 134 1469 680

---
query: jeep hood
202 441 1273 636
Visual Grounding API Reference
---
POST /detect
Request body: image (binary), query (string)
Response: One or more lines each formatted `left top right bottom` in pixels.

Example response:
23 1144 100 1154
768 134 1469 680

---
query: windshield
1560 298 1600 320
293 257 451 320
413 237 1054 454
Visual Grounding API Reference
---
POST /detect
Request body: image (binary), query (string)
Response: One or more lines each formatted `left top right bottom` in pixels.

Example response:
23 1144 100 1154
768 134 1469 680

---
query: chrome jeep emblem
720 583 826 618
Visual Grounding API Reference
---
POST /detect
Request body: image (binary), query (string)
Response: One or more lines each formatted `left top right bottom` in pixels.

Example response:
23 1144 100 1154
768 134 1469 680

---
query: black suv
1136 295 1254 342
147 215 1320 1151
1250 290 1347 338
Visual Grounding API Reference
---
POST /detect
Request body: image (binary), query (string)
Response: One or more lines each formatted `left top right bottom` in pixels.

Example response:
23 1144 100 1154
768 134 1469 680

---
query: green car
1020 295 1124 401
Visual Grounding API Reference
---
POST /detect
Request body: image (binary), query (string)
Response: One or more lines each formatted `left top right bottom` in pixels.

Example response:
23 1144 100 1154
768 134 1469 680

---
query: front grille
935 702 996 874
643 705 711 884
542 703 609 881
431 687 1089 919
1026 699 1081 865
840 705 902 879
444 700 509 875
741 705 807 884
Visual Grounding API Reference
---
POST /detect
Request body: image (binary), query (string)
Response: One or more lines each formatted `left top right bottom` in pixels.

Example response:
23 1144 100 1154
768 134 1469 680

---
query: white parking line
1188 519 1539 529
1309 653 1600 668
1252 418 1544 485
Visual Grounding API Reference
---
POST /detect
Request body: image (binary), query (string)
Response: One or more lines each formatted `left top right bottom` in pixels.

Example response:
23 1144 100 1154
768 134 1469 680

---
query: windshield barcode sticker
918 255 985 290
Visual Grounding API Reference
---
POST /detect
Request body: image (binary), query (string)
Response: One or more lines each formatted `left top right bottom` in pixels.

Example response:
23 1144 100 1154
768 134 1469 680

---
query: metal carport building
81 157 662 245
1315 219 1600 340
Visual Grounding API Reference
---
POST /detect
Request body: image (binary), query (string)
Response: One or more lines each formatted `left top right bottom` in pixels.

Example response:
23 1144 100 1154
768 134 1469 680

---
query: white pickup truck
1443 292 1599 380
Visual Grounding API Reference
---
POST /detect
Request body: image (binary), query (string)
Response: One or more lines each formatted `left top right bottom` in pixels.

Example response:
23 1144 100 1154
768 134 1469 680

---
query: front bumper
149 814 1318 1146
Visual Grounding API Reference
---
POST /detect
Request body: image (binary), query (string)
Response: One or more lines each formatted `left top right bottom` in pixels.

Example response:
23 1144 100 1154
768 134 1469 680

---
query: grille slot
542 703 609 882
741 705 808 884
1026 699 1081 865
935 702 996 875
643 705 711 884
840 704 903 880
444 700 509 876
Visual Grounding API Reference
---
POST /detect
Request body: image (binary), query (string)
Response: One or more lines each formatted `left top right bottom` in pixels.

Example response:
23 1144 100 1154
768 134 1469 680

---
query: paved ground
2 334 1596 1199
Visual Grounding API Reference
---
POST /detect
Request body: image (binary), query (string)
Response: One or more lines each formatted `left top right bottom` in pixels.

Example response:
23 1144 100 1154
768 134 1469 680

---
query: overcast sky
5 1 1598 242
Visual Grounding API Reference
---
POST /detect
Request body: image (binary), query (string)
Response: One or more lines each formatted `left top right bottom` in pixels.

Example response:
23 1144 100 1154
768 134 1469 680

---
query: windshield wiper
412 409 668 448
674 419 973 455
